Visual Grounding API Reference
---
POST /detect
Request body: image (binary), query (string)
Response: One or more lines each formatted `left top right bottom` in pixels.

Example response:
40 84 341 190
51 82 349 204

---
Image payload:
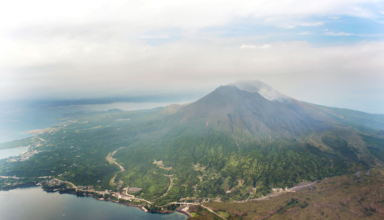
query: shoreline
175 209 192 218
0 183 39 191
1 184 191 218
1 179 320 219
59 190 191 218
54 187 191 218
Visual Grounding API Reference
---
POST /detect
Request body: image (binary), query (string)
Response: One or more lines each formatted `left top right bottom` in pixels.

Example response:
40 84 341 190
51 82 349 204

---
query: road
286 181 317 192
106 147 125 186
248 181 318 201
167 201 226 219
53 178 78 191
201 204 227 220
106 147 125 172
205 181 317 219
158 175 173 198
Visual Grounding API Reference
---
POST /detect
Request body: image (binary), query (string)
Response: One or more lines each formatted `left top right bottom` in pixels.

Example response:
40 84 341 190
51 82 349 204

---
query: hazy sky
1 0 384 113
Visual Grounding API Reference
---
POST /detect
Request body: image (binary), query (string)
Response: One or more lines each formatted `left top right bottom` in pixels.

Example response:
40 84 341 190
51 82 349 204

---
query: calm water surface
0 146 29 160
0 186 187 220
0 102 180 143
0 102 189 220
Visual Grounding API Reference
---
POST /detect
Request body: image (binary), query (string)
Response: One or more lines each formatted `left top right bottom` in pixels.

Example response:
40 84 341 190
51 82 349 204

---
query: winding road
107 147 125 172
158 174 173 199
106 147 125 187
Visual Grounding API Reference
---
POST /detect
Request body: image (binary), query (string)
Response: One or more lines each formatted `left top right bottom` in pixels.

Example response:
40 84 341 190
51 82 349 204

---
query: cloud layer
0 0 383 113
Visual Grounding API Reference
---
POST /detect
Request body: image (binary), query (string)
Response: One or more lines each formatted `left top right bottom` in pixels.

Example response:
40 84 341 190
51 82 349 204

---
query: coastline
0 105 193 219
0 182 39 191
1 184 190 218
1 173 319 220
55 187 191 218
175 209 192 218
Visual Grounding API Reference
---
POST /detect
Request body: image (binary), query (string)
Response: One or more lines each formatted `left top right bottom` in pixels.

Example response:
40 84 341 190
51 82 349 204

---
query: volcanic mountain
3 80 384 204
171 80 337 139
164 80 384 141
107 80 383 201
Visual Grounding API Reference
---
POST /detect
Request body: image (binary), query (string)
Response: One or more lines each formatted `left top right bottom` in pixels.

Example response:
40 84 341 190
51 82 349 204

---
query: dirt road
54 178 78 191
106 147 125 172
287 181 317 192
106 147 125 186
158 175 173 198
201 204 227 220
247 181 317 201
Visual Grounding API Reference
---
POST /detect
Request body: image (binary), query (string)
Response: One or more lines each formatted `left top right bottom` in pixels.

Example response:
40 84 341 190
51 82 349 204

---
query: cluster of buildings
77 185 94 190
46 179 62 187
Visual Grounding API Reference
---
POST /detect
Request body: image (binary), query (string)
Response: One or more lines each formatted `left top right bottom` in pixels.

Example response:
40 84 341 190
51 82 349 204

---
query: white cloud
325 31 354 36
345 5 379 19
268 19 324 29
0 0 383 113
0 0 381 32
278 24 297 29
1 38 383 106
140 35 170 39
298 31 314 35
240 44 271 49
298 22 324 27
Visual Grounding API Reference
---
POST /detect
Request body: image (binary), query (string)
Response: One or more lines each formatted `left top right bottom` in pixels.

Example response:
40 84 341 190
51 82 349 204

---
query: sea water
0 146 29 160
0 102 188 220
0 102 180 143
0 186 187 220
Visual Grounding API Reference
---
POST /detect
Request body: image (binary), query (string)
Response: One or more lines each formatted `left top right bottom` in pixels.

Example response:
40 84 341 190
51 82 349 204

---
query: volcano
106 80 382 201
3 80 384 203
171 80 340 139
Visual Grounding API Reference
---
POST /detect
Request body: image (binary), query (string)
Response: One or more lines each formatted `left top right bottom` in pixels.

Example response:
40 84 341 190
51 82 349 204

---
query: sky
0 0 384 113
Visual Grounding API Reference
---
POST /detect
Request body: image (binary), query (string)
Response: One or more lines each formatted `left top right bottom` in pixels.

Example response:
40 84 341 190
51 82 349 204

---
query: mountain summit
118 81 383 201
231 80 289 102
173 81 334 139
2 80 384 204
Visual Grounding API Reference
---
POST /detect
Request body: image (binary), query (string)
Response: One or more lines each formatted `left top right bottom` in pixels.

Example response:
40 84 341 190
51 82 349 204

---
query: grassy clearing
217 211 230 219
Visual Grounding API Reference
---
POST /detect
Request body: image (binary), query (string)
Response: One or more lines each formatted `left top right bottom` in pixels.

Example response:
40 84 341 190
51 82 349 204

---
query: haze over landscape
1 0 384 113
1 1 384 220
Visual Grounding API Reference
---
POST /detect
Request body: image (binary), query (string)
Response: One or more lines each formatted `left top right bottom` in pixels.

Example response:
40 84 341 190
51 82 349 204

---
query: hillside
1 80 383 208
190 167 384 219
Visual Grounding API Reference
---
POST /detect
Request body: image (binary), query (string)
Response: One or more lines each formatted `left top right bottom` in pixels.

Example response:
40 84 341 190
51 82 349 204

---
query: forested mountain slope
1 81 383 205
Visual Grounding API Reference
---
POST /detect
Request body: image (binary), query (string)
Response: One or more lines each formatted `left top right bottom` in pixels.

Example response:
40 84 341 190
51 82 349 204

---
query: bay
0 186 187 220
0 101 190 220
0 146 29 160
0 102 181 143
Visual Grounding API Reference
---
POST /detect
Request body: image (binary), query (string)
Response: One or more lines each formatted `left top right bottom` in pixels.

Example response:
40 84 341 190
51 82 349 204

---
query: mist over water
0 147 29 160
0 101 186 143
0 101 191 219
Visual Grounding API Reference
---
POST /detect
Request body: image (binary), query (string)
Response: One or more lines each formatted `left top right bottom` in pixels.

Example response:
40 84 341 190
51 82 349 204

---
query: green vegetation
196 167 384 219
0 92 382 207
361 134 384 162
42 182 67 191
318 106 384 130
322 135 359 162
144 204 180 212
0 177 39 190
361 134 384 147
367 147 384 162
0 137 33 149
188 206 222 220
